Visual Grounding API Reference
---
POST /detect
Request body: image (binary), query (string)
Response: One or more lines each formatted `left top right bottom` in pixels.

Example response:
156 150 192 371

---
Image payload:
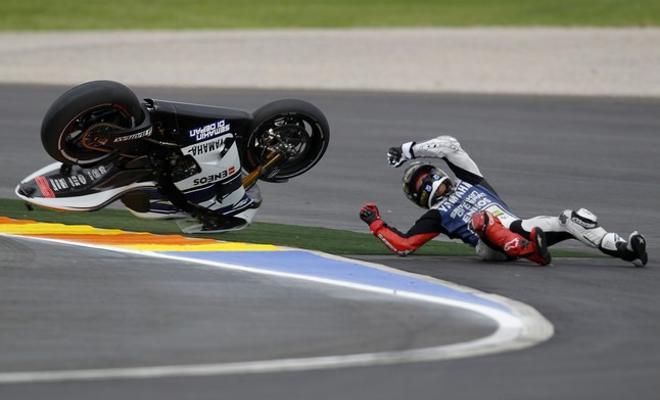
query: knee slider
475 241 509 261
470 211 487 233
559 208 607 248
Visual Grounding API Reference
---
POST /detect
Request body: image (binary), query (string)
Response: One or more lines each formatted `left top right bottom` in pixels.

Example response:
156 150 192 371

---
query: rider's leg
474 241 510 261
471 211 551 266
509 208 647 267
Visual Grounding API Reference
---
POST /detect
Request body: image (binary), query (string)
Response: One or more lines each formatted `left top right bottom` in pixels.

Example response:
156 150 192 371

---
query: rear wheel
244 99 329 182
41 80 144 165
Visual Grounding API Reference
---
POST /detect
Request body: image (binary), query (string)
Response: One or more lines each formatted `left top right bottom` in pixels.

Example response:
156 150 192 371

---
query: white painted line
0 233 554 384
0 332 518 384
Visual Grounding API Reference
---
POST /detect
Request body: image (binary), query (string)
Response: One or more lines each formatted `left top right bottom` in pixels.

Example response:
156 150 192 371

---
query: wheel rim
58 104 135 165
247 113 326 179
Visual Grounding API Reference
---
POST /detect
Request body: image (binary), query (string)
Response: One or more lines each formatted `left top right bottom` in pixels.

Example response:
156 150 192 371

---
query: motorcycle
15 81 330 233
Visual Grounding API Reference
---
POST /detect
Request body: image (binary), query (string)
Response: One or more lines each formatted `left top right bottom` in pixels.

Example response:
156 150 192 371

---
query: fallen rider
359 136 648 267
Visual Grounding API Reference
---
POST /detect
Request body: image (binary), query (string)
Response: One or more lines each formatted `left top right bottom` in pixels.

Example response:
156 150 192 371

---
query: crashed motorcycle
15 81 330 233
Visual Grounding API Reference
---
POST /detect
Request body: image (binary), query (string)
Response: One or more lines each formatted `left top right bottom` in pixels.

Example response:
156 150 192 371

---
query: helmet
402 162 452 208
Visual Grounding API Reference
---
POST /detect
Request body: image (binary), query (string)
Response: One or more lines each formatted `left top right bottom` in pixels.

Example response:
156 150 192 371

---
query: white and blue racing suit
369 136 644 264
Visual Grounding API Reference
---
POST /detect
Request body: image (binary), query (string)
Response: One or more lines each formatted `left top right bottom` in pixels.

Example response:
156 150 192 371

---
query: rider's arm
390 135 490 188
367 210 446 256
409 136 485 185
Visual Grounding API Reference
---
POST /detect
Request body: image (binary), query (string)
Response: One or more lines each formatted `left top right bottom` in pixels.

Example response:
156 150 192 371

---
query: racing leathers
360 136 648 267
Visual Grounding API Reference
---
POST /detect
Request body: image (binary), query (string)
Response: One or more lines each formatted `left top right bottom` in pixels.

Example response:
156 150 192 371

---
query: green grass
0 198 595 258
1 0 659 30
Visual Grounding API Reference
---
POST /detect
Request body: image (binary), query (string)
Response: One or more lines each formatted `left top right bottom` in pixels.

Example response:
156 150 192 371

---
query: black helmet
402 162 452 208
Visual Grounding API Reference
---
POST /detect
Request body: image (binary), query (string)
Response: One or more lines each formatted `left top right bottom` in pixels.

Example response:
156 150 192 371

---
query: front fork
241 150 283 189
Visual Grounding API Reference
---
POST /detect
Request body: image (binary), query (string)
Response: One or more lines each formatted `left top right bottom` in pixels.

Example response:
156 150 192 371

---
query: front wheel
243 99 330 182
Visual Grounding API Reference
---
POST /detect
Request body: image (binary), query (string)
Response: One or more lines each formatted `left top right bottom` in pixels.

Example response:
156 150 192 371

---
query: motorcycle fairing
148 99 252 147
174 131 247 213
15 162 157 211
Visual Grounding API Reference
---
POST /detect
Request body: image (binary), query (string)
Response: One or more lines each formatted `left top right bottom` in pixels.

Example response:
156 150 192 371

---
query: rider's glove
359 202 384 230
387 141 416 167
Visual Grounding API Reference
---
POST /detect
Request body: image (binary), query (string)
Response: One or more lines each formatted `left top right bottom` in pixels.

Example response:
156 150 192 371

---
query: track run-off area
0 217 550 383
0 85 659 399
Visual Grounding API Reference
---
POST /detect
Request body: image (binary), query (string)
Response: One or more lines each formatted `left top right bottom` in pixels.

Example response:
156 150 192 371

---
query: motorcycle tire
41 80 144 165
245 99 330 182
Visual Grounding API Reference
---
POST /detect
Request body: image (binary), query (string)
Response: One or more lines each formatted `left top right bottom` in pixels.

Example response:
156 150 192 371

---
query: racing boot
471 211 551 266
597 231 648 267
527 228 552 266
618 231 648 267
628 232 648 267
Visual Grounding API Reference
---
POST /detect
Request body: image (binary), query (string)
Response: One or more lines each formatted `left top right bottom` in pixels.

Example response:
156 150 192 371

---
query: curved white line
0 233 553 384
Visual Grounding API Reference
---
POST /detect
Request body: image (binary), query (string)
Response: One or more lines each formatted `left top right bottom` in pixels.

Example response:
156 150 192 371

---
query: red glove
359 203 382 227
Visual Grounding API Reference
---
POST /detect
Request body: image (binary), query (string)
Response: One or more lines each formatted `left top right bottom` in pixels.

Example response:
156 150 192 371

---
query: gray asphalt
6 256 657 400
0 236 495 374
1 85 660 399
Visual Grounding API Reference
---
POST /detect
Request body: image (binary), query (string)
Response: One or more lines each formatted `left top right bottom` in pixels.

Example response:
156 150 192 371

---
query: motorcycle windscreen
15 162 157 211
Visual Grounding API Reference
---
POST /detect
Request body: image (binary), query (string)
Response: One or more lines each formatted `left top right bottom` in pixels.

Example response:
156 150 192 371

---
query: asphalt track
0 235 499 370
1 85 659 399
